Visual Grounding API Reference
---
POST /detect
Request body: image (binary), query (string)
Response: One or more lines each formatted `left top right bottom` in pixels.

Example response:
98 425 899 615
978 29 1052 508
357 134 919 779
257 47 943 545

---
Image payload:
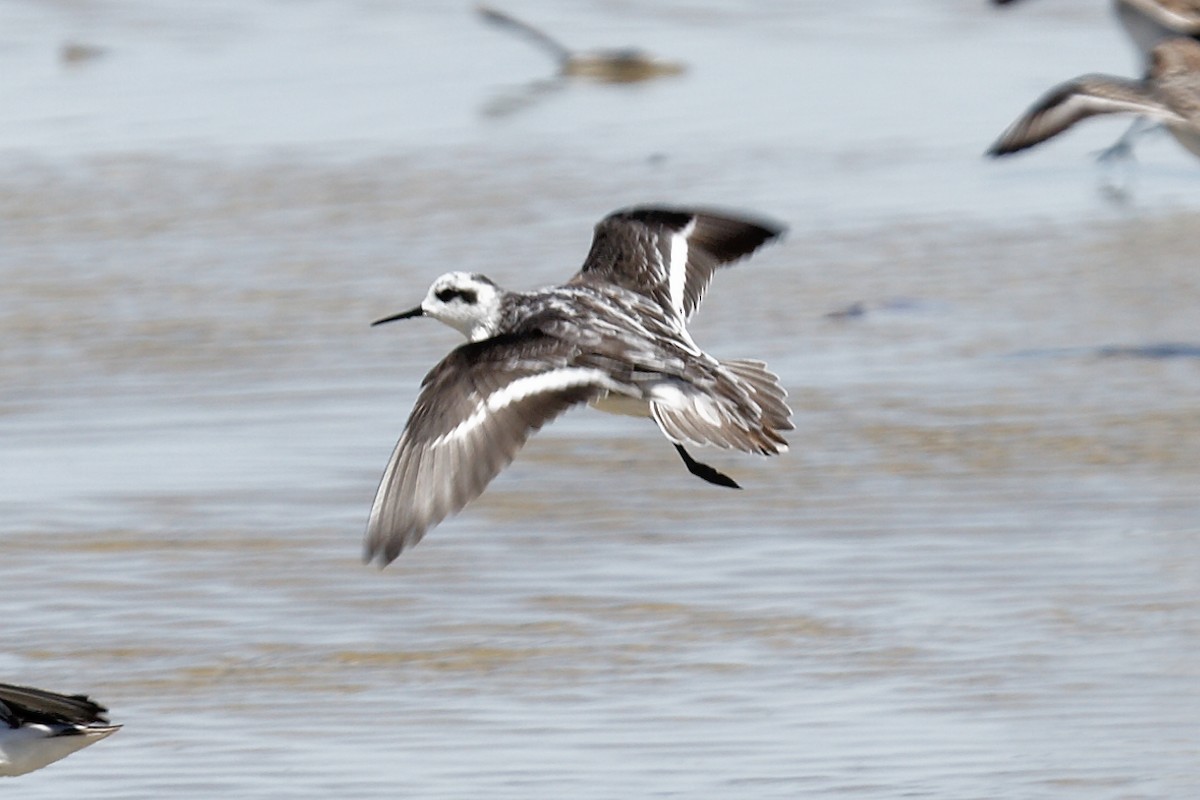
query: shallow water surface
2 1 1199 798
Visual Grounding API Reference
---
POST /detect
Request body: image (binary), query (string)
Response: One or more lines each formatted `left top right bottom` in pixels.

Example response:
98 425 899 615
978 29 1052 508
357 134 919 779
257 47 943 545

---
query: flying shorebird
0 682 120 777
992 1 1200 158
987 36 1200 158
476 5 685 83
365 206 792 567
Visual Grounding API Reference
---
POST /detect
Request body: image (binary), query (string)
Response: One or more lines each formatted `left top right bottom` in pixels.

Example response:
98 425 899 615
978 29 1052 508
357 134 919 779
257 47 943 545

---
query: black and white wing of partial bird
0 682 120 777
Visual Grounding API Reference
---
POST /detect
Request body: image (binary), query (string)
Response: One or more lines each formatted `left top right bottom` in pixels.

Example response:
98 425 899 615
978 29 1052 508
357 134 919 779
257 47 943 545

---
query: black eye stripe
435 288 478 304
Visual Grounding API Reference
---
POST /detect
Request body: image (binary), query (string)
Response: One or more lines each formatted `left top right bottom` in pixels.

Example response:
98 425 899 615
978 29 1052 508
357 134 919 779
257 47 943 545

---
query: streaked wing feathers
365 332 609 566
0 683 110 728
571 206 784 320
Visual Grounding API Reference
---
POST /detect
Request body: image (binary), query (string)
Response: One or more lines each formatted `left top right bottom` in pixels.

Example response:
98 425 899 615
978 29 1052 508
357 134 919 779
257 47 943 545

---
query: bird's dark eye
435 288 477 304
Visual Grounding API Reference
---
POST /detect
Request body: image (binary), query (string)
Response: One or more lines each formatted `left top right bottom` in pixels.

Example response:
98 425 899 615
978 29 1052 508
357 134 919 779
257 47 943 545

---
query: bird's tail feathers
650 359 791 455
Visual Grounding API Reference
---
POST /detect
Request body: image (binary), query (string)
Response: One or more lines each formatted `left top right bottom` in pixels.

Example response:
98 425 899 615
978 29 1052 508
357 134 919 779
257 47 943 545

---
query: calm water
2 1 1199 798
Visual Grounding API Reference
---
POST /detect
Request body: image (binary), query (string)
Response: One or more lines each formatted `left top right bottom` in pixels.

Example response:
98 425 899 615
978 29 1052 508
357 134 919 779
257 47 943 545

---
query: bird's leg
1094 116 1155 163
1095 118 1156 203
673 443 741 489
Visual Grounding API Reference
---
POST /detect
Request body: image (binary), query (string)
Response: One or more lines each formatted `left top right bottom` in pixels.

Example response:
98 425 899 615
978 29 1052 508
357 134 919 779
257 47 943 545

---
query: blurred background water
1 1 1198 797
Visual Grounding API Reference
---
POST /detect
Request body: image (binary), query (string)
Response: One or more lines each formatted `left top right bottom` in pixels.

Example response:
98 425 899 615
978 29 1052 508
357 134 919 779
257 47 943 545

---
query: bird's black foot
673 443 741 489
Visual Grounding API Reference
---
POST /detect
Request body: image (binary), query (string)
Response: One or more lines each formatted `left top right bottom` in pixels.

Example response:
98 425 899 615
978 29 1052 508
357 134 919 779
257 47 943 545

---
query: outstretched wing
476 5 573 65
0 683 111 727
987 76 1184 156
570 206 785 322
365 331 615 567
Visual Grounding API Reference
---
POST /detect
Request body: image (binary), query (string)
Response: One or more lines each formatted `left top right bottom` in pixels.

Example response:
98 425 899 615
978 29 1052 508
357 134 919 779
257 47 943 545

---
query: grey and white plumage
1116 0 1200 54
0 683 120 777
987 37 1200 157
365 206 791 567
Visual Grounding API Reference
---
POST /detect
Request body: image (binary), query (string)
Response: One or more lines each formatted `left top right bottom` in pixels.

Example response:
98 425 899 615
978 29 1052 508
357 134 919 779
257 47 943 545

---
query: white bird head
373 272 503 342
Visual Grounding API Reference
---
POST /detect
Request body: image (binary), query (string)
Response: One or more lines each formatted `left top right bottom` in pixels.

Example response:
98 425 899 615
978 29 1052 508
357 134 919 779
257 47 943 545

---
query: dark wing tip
613 207 696 230
613 204 785 235
986 137 1022 157
363 538 400 569
0 684 111 726
692 211 785 264
609 205 786 258
364 498 427 569
986 90 1071 158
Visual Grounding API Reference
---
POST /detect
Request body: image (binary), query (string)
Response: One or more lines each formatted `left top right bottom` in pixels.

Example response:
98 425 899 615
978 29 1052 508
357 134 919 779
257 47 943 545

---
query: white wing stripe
667 218 695 318
431 368 614 447
1055 92 1181 124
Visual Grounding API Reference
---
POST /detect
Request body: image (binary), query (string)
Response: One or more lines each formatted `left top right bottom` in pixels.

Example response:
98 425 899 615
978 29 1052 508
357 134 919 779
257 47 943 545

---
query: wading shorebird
476 5 685 83
0 683 120 777
987 36 1200 159
365 206 792 567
